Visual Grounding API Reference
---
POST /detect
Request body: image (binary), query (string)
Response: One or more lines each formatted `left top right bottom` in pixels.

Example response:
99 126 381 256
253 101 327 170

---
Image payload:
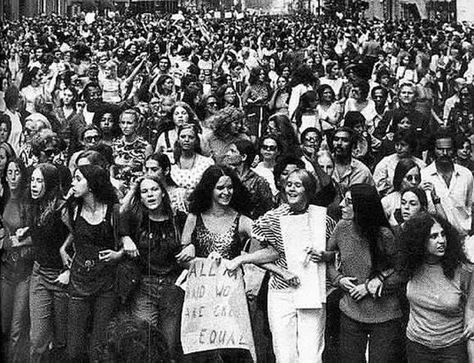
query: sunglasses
84 135 100 143
261 145 277 151
405 174 421 182
44 149 58 157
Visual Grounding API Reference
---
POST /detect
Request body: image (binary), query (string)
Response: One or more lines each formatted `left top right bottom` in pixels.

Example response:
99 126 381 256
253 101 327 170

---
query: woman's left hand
98 249 122 263
349 284 369 301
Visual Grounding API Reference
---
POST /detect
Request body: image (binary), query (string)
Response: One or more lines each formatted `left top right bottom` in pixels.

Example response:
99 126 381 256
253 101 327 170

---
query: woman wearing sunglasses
373 130 425 197
253 134 281 196
382 158 441 228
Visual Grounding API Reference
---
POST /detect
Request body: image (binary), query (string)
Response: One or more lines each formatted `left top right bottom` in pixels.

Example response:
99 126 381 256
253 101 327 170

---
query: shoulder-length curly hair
400 212 466 280
210 106 245 141
248 66 269 86
188 165 251 216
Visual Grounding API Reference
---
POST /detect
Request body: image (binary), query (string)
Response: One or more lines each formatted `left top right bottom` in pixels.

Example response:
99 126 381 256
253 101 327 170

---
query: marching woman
176 165 276 361
400 213 474 362
229 168 337 363
121 175 184 362
328 183 403 362
0 158 32 363
61 165 124 362
28 164 70 362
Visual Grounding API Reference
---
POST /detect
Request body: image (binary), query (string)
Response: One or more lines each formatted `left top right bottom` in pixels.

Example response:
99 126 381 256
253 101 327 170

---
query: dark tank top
69 203 117 297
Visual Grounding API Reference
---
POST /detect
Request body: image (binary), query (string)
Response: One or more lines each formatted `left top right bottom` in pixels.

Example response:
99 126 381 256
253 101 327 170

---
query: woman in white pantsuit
228 168 336 362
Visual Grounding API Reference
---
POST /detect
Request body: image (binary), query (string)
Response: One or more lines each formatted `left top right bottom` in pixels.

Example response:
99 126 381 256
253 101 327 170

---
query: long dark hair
400 212 466 279
393 158 419 192
188 165 251 216
350 183 392 275
30 163 64 227
76 164 118 205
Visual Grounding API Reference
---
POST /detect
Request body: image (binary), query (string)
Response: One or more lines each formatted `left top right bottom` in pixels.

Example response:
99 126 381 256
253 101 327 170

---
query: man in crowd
332 127 375 190
421 131 474 235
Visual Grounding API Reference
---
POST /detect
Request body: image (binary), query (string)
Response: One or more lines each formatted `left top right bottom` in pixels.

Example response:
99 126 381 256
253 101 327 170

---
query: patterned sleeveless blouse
192 213 242 260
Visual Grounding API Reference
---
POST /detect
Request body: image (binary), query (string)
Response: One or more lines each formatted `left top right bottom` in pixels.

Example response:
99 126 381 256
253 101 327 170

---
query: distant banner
181 258 256 361
399 0 427 19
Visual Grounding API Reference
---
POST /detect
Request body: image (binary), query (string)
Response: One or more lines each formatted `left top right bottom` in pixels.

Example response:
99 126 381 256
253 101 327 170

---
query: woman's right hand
60 247 72 269
175 244 195 263
339 276 358 291
280 269 300 287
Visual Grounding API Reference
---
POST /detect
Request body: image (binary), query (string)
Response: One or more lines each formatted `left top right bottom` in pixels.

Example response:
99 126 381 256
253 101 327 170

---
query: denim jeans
1 272 30 363
130 275 184 360
406 339 468 363
339 313 403 363
67 290 117 362
29 263 68 363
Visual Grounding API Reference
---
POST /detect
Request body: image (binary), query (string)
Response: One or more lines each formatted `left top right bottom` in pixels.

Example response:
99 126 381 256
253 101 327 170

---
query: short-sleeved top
252 204 336 290
192 213 243 260
171 154 214 192
407 263 472 348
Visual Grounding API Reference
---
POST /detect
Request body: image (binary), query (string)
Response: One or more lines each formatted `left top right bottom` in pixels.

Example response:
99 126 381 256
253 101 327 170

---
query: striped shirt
252 204 337 290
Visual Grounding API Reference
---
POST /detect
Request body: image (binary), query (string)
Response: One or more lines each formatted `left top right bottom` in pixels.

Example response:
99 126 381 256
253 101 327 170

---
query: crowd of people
1 7 474 363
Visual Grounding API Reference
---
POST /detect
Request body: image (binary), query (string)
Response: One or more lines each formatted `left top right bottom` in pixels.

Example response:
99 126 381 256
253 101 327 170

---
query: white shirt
422 162 474 235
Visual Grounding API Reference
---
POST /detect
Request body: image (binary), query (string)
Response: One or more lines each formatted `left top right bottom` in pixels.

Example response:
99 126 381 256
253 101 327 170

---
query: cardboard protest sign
281 205 327 309
181 258 256 361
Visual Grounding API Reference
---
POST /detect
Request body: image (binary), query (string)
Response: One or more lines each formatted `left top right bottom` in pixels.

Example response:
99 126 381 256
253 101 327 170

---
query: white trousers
268 289 326 363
